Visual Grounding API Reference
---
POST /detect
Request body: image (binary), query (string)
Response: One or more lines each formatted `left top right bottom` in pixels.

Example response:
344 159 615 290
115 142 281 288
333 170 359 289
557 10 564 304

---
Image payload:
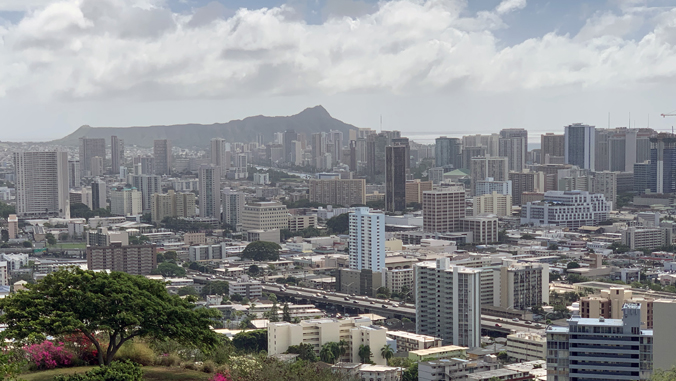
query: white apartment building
198 165 221 218
150 190 196 223
385 268 414 294
228 276 262 299
189 244 226 261
288 214 317 231
268 317 388 365
0 253 29 271
0 261 8 286
14 151 70 218
221 188 245 231
110 187 142 216
520 190 611 229
493 262 549 310
460 216 499 244
475 178 512 196
473 192 512 217
415 258 481 348
7 214 18 240
386 331 442 352
621 227 673 250
349 207 385 272
242 201 289 231
505 332 546 361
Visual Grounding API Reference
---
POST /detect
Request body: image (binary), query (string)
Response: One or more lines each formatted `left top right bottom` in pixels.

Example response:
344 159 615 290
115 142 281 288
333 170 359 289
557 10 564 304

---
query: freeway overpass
262 284 547 336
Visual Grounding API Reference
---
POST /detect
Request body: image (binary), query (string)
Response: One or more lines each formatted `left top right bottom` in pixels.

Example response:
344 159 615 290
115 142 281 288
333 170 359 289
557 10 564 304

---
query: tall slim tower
540 133 565 164
153 139 172 175
499 128 528 172
14 151 70 218
385 145 407 213
349 207 385 272
79 138 106 177
564 123 595 170
283 130 298 164
68 160 81 189
435 137 462 169
210 138 231 170
199 165 221 218
111 136 124 175
221 188 245 231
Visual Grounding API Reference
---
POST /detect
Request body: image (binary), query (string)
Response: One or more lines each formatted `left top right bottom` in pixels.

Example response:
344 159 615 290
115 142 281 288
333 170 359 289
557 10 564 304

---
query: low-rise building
228 276 262 299
86 243 157 275
505 332 546 361
418 358 499 381
621 227 673 250
386 331 442 352
408 345 468 362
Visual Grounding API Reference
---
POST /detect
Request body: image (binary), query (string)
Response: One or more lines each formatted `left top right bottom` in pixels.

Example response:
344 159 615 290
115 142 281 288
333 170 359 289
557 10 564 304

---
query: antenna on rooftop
380 115 383 132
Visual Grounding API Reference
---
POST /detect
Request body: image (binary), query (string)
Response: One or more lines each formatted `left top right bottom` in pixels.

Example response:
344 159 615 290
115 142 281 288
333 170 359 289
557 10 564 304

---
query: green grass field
22 366 212 381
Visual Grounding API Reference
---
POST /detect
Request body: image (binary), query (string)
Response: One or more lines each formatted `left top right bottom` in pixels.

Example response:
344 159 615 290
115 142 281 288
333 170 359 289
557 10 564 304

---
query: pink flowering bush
210 372 232 381
24 340 73 370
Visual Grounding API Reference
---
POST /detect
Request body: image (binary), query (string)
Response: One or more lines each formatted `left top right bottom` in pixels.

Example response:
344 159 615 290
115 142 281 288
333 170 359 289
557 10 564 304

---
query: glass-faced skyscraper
564 123 595 170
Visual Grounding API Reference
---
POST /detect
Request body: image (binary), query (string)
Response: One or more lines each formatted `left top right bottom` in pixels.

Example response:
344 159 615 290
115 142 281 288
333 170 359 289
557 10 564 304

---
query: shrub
155 353 181 367
210 372 233 381
114 341 155 366
24 340 73 370
202 360 216 373
54 360 143 381
182 361 199 370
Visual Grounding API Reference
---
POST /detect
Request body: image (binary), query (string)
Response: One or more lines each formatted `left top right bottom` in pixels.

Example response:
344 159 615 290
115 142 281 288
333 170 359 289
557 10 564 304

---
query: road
263 284 547 335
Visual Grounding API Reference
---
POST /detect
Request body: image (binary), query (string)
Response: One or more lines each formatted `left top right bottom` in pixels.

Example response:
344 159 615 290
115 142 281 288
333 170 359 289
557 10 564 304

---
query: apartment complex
349 207 385 272
14 151 70 218
416 258 481 348
150 190 196 223
110 187 142 216
621 227 673 251
405 180 433 204
461 216 499 244
79 137 106 177
130 174 161 213
493 262 549 310
422 187 466 233
309 179 366 206
242 201 289 231
153 139 172 175
229 276 262 299
86 227 129 247
499 128 528 172
473 192 512 217
470 156 509 196
541 133 565 164
221 188 245 230
564 123 595 170
546 303 653 381
111 136 124 175
520 190 611 228
198 165 221 218
580 287 655 329
505 332 546 361
86 243 157 275
386 331 442 352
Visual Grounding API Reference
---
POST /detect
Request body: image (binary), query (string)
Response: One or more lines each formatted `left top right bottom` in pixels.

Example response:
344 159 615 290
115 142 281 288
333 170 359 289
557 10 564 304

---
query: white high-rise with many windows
14 151 70 218
349 207 385 272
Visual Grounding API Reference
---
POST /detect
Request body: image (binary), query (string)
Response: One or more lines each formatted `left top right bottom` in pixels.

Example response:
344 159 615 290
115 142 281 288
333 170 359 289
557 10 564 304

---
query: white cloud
0 0 675 105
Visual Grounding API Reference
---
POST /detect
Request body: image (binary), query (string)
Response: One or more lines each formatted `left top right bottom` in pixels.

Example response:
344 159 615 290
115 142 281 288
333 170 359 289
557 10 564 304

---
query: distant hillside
50 106 358 148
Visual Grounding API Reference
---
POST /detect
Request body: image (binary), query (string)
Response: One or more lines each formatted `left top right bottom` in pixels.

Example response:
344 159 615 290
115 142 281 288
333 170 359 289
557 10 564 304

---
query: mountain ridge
50 105 357 148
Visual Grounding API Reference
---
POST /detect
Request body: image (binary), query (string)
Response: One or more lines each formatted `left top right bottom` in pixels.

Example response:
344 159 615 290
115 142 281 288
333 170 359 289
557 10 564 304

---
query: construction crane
661 111 676 134
661 113 676 117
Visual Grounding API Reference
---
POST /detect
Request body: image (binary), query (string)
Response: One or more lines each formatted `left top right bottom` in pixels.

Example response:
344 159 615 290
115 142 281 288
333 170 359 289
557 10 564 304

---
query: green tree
402 362 418 381
567 262 581 270
376 287 391 299
248 264 260 276
177 286 199 297
151 262 186 277
22 241 32 248
241 241 282 261
156 253 165 263
45 233 57 246
200 280 229 297
1 230 8 242
320 343 337 363
380 344 394 362
548 243 559 251
232 329 267 353
0 202 15 219
0 269 220 365
164 251 178 261
286 342 317 362
326 213 350 234
652 367 676 381
521 234 535 240
268 301 280 323
282 303 292 322
358 344 372 363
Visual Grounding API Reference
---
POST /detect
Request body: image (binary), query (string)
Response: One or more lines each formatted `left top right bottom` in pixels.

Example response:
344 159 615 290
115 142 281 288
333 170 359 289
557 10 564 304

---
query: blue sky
1 0 676 142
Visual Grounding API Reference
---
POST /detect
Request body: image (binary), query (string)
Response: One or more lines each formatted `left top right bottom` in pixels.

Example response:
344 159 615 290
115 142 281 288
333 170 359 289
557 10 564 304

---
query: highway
262 284 547 335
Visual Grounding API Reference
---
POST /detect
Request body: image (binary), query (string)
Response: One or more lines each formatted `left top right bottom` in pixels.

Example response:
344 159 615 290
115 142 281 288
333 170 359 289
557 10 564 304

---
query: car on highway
344 297 350 301
525 321 531 324
512 318 519 322
534 323 543 328
382 304 388 308
353 300 359 304
495 323 502 327
323 295 328 299
370 301 375 305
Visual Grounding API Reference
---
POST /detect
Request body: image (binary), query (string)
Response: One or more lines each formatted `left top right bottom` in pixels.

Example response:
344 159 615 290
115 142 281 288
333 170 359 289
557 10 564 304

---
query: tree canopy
70 203 111 219
326 213 349 235
151 262 186 277
0 269 221 365
241 241 281 262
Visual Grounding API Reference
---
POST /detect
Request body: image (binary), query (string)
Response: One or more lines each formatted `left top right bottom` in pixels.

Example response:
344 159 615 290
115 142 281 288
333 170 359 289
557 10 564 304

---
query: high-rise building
386 145 407 212
210 138 231 170
461 146 487 170
68 160 80 189
595 128 653 172
634 161 650 193
648 133 676 194
87 244 157 276
422 186 466 233
110 187 142 216
546 303 653 381
540 133 565 164
198 165 221 218
79 138 106 177
475 177 512 197
349 207 385 272
366 132 389 183
564 123 595 170
328 130 344 165
14 151 69 218
493 262 549 310
415 258 481 348
283 129 298 164
150 190 196 223
132 156 154 176
520 190 611 228
91 179 106 210
591 171 617 209
111 136 124 175
435 137 462 169
473 192 512 217
462 134 499 156
130 174 161 213
653 299 676 371
222 188 245 231
309 179 366 207
90 156 104 177
470 156 508 195
509 170 545 206
242 201 289 231
498 128 528 172
153 139 172 175
405 180 433 205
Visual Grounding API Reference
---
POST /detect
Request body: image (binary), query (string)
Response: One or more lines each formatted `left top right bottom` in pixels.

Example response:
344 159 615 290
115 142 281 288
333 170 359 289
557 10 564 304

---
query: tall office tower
349 140 357 171
309 179 366 206
546 303 653 381
596 128 653 172
130 174 161 213
110 136 124 175
591 171 618 209
564 123 595 170
385 145 407 212
153 139 171 175
110 187 142 216
648 133 676 194
14 151 70 218
349 207 385 271
634 161 650 193
498 128 528 172
422 186 466 233
470 156 509 196
328 130 344 165
133 156 154 175
461 146 486 170
540 133 565 164
415 258 481 348
222 188 245 231
283 129 298 164
312 132 327 169
391 137 410 171
79 137 106 177
435 136 462 169
210 138 231 170
508 170 545 206
68 160 81 189
198 165 221 218
366 132 389 183
91 179 106 210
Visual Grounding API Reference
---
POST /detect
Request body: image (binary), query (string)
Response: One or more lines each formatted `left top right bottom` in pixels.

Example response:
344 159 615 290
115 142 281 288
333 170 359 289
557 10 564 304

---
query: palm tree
380 344 394 363
320 344 336 363
358 344 372 364
338 340 349 358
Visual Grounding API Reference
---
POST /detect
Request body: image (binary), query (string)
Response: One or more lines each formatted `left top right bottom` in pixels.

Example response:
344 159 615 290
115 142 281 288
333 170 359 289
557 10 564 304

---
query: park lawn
23 366 212 381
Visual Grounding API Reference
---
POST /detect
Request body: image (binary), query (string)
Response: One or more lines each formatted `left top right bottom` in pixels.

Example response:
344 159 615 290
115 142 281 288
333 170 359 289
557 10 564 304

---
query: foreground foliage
53 360 142 381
